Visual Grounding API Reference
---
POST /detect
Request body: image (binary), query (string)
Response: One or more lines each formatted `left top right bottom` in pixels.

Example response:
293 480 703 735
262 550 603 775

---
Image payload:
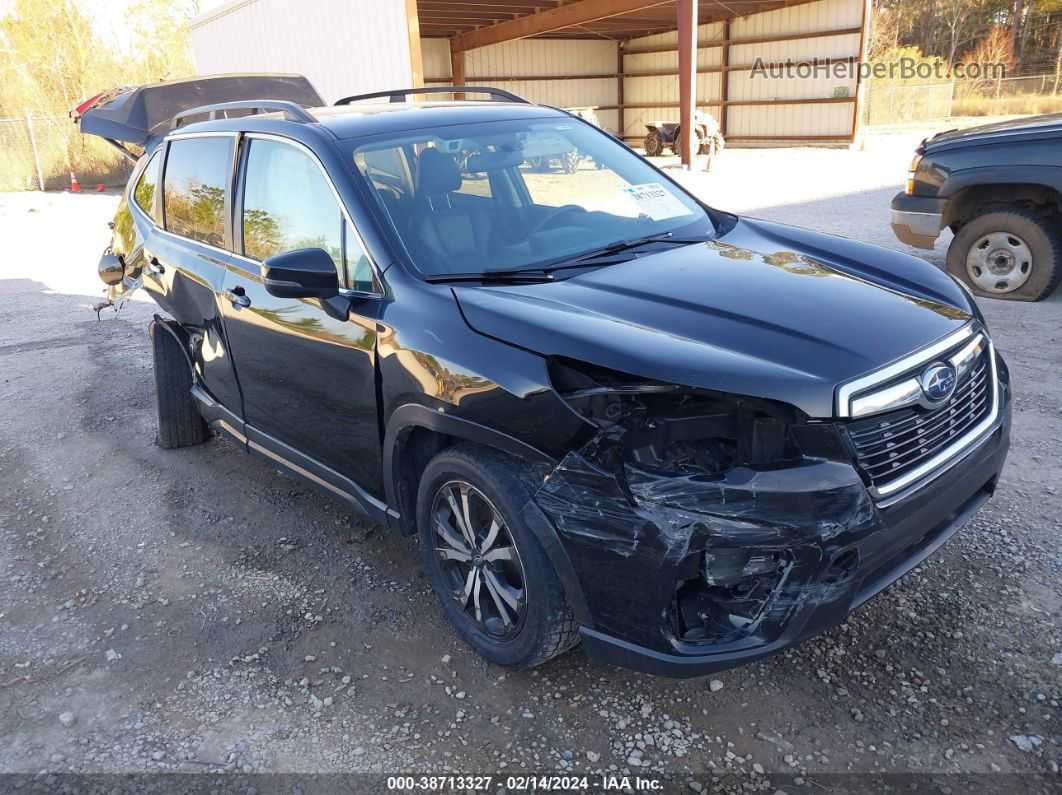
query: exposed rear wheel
416 444 578 669
149 322 207 449
643 129 664 157
947 208 1062 301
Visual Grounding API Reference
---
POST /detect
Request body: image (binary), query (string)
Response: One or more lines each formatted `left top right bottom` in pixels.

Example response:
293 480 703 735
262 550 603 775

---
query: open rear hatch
72 73 324 159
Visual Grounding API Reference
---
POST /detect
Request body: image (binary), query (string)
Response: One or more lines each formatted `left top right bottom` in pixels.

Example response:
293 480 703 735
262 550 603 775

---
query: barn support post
676 0 698 167
719 20 730 138
850 0 871 143
450 44 466 101
617 43 625 140
405 0 424 89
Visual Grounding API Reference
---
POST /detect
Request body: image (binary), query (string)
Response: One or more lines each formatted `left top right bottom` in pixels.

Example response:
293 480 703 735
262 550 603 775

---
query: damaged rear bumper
532 387 1011 679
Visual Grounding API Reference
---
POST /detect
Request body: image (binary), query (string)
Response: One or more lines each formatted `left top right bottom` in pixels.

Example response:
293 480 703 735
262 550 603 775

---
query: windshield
345 117 714 277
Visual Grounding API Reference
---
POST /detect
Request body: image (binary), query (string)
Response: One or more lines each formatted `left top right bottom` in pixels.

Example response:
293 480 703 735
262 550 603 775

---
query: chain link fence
863 73 1062 126
0 113 133 191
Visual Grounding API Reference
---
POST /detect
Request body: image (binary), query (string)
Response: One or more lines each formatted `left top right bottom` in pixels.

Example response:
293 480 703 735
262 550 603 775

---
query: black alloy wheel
429 480 527 638
415 444 579 669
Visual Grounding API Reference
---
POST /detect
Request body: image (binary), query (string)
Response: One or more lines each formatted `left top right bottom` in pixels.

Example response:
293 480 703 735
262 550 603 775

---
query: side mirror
98 252 125 286
261 248 340 299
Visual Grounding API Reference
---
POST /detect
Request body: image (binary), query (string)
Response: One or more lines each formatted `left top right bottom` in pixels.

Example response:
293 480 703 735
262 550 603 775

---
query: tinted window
243 139 371 288
348 119 710 276
344 219 374 292
133 150 161 216
163 137 232 247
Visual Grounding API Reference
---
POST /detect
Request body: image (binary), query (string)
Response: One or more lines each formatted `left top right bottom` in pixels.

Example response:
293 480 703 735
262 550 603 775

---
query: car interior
351 122 705 275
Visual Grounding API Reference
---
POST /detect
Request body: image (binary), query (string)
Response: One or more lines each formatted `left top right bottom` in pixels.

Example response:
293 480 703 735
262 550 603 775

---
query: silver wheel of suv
430 480 527 638
966 231 1033 294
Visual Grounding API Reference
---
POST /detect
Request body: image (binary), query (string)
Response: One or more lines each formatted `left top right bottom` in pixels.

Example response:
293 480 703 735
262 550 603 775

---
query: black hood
454 218 974 418
923 112 1062 151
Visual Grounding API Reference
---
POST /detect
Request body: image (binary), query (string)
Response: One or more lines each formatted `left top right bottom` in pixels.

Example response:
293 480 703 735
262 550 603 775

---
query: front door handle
224 287 251 308
146 257 164 277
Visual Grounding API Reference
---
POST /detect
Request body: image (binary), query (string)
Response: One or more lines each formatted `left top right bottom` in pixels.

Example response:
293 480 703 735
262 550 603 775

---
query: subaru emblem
920 363 956 402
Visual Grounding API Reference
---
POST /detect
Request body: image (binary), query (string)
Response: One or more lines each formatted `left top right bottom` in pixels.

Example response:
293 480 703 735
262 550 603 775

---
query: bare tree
940 0 975 64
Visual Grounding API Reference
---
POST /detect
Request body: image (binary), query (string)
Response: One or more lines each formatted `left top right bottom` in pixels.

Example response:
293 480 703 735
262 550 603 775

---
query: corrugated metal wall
422 38 620 135
622 0 864 142
189 0 413 104
189 0 865 145
621 20 724 140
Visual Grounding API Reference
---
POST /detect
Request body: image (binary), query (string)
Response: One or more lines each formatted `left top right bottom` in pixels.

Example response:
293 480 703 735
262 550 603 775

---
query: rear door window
163 136 233 248
132 150 161 218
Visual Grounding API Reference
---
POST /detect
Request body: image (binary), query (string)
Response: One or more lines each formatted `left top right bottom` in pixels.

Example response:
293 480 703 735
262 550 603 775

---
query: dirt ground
0 134 1058 793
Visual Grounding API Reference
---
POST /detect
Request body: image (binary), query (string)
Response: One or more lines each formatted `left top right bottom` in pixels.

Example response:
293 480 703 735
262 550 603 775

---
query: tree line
0 0 196 119
872 0 1062 78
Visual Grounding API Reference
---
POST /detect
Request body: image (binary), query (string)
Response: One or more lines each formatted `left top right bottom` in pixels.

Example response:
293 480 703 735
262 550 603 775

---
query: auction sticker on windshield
623 183 694 221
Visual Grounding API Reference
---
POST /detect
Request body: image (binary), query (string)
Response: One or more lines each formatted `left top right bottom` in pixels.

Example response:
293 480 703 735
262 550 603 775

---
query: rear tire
643 129 664 157
416 444 578 669
150 322 207 449
946 207 1062 301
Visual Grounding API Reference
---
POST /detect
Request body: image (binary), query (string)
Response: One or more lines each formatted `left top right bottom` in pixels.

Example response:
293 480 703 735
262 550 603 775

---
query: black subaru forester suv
75 74 1011 677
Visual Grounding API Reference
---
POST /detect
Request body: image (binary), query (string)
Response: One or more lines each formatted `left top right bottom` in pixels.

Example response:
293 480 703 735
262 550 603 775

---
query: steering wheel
530 204 587 234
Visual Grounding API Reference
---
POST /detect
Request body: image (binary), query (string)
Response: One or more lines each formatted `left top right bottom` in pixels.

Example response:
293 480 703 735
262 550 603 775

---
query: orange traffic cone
69 170 81 193
96 183 105 192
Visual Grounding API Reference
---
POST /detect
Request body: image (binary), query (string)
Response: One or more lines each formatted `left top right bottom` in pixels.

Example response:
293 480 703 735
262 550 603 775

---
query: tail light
72 92 107 119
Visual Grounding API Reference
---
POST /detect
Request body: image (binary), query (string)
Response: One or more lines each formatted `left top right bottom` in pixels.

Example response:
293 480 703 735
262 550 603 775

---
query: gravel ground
0 136 1058 793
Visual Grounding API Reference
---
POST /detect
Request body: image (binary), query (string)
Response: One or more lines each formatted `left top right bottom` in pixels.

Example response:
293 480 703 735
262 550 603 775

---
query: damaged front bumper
527 383 1011 678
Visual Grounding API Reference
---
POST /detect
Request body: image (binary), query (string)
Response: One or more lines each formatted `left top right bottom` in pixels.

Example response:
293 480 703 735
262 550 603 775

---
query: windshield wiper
424 269 555 284
424 233 712 284
549 232 712 268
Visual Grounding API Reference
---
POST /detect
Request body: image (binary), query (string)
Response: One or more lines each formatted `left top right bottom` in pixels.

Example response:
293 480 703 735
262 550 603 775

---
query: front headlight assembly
547 357 805 477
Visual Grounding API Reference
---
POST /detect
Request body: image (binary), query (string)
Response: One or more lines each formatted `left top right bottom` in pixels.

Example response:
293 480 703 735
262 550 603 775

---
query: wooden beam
419 1 557 9
598 97 854 110
724 134 855 141
621 26 863 56
726 96 855 107
719 19 730 136
425 72 619 83
450 43 466 100
622 67 720 78
406 0 424 88
444 58 861 84
677 0 697 167
617 43 625 139
599 102 721 111
451 0 672 52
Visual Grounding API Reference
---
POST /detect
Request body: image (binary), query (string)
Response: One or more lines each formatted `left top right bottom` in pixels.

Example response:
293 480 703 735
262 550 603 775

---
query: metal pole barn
676 0 698 167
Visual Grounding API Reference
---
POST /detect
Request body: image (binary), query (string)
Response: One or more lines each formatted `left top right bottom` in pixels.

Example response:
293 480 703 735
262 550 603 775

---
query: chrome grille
848 346 992 489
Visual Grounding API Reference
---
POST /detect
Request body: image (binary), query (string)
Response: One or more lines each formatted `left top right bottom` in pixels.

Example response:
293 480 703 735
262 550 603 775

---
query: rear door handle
224 287 251 308
146 257 164 277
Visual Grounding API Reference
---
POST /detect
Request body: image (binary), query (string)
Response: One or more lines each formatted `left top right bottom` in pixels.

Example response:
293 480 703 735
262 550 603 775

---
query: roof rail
335 86 530 106
171 100 317 130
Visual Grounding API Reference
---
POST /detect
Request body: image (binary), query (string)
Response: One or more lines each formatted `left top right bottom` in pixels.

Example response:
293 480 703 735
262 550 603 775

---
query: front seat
409 148 493 273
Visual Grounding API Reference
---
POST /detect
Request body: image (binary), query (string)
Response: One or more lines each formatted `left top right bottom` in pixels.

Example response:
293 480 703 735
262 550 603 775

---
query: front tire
149 322 207 449
946 208 1062 301
416 444 578 669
